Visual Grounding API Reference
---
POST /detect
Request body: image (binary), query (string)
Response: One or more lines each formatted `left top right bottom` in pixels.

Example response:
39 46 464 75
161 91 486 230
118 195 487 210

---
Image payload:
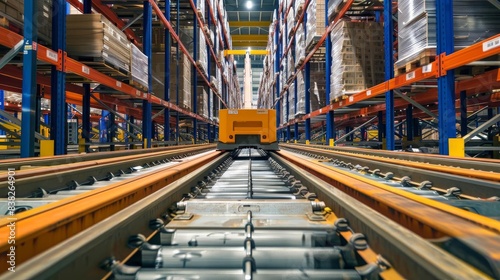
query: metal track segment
0 151 223 270
276 150 500 278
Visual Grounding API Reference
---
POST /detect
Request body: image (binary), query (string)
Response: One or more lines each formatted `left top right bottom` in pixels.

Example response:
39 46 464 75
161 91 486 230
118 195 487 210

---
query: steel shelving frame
0 0 240 156
271 0 500 155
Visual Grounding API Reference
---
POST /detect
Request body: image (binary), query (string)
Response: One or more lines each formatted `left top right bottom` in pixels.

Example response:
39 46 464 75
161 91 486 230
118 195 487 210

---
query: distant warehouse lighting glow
246 1 253 9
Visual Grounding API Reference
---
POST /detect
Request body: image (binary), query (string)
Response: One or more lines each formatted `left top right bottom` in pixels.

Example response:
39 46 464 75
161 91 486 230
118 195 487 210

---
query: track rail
2 149 497 279
0 144 208 171
284 143 500 172
0 150 223 270
0 144 215 197
280 144 500 198
277 149 500 278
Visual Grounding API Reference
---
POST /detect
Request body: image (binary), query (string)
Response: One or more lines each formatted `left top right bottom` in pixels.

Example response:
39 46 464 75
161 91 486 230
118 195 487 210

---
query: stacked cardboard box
305 0 326 50
295 69 305 116
152 51 192 110
327 0 344 22
66 14 131 73
396 0 500 69
0 0 52 43
197 31 208 75
288 82 295 120
330 21 385 101
130 44 148 89
295 22 306 67
196 86 209 118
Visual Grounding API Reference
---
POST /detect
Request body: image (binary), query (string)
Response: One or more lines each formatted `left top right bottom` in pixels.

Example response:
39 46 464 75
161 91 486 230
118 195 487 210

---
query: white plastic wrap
327 0 344 21
330 21 385 101
288 82 295 120
305 0 325 49
197 31 208 75
197 0 206 21
295 23 306 67
130 44 148 89
396 0 500 68
294 0 305 17
197 86 209 118
287 7 295 38
295 69 305 116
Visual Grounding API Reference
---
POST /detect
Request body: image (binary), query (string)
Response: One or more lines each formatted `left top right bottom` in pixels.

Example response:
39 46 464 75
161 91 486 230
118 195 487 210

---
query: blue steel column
378 111 384 141
384 0 394 150
437 0 455 154
164 0 171 141
275 13 281 141
192 5 198 144
303 14 311 143
325 0 334 145
50 0 67 155
206 10 212 142
406 105 414 141
142 1 153 148
81 0 92 153
175 0 180 143
21 0 38 157
294 77 299 141
460 90 467 136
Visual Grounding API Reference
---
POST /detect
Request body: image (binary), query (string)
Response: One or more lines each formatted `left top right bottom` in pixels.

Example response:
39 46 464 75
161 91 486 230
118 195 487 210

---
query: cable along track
5 148 494 279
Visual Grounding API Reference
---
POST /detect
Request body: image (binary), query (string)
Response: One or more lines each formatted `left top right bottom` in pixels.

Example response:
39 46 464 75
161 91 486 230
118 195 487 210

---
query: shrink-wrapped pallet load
152 51 191 110
330 21 385 101
395 0 500 73
197 86 209 119
305 0 326 50
130 44 148 89
66 14 131 74
0 0 52 43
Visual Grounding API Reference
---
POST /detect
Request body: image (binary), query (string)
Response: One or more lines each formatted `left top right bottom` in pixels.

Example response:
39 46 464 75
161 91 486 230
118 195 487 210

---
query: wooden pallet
331 94 350 103
129 79 148 92
394 50 436 77
306 36 324 52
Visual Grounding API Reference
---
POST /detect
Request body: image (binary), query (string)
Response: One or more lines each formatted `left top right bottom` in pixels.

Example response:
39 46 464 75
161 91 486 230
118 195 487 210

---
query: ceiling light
246 1 253 9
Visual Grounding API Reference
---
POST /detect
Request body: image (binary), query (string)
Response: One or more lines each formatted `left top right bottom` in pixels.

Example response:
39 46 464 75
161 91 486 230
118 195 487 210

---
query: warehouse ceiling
224 0 275 101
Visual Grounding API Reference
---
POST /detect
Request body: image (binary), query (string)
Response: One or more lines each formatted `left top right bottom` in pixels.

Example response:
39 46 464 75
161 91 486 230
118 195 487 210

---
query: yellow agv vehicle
217 109 279 151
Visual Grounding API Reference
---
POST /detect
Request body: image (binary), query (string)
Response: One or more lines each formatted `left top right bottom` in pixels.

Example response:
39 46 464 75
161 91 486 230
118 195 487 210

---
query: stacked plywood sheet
330 21 385 101
66 14 131 73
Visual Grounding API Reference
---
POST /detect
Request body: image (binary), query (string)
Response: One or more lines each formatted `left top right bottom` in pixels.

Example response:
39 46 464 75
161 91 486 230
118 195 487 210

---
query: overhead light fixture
246 1 253 9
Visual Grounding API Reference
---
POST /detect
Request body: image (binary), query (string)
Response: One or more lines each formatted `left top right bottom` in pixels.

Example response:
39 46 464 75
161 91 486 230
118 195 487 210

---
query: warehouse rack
0 0 241 157
261 0 500 156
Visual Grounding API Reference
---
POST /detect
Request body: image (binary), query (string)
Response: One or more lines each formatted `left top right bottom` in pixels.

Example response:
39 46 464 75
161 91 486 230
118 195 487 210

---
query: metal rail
3 149 493 279
0 150 223 270
279 145 500 207
0 144 211 171
0 145 215 198
282 143 500 172
277 149 500 278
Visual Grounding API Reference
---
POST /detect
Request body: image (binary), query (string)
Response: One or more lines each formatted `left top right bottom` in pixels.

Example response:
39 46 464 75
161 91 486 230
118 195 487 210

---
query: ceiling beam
229 21 271 27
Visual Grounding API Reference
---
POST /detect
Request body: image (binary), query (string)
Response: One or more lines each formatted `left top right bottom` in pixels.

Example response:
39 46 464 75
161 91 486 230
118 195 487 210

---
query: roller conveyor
5 147 500 279
110 149 399 279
